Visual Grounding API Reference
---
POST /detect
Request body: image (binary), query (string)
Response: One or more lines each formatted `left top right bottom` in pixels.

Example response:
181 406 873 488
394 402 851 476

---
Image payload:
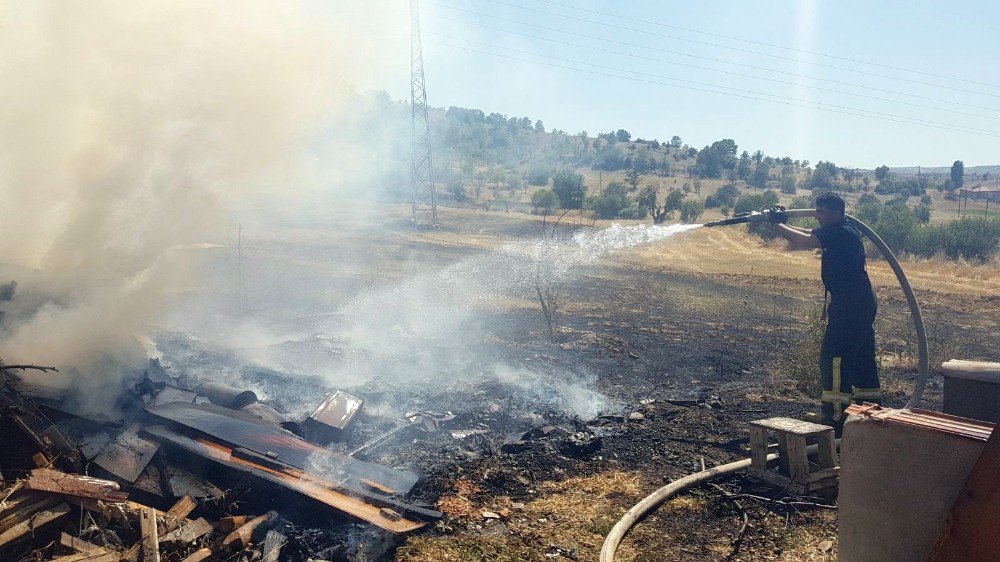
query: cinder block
838 407 991 562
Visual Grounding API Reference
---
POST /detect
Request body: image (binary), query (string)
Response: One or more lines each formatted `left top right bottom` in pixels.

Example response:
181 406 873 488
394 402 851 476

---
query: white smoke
0 1 409 412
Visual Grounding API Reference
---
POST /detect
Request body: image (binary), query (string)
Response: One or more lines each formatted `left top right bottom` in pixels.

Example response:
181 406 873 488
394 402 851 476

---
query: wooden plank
160 518 213 544
805 467 840 483
142 425 431 533
816 432 838 469
165 496 197 521
179 548 212 562
217 515 247 532
926 421 1000 561
785 434 808 481
53 552 120 562
61 532 104 553
0 492 62 534
121 496 197 561
222 511 274 549
0 501 70 549
139 507 160 562
748 427 768 471
25 469 128 502
749 416 832 436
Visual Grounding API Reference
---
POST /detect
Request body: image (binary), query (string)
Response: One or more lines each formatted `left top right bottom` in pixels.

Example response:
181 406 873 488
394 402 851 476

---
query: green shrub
531 188 559 214
679 199 705 223
906 217 1000 261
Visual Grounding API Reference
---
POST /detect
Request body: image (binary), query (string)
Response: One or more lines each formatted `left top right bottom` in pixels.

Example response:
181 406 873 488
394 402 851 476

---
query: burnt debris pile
0 363 443 562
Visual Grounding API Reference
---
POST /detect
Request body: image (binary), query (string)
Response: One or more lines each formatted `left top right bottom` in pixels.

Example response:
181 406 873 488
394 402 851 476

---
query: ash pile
0 362 442 562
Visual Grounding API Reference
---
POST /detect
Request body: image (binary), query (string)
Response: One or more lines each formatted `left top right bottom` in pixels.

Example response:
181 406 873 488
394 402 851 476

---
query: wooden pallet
749 417 839 495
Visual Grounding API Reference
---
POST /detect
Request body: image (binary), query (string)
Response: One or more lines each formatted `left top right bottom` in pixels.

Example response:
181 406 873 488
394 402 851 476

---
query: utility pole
410 0 437 226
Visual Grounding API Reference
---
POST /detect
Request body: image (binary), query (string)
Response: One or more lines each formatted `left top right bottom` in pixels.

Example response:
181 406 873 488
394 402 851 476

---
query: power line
451 0 1000 99
427 33 1000 135
528 0 1000 91
431 16 1000 122
428 3 1000 111
425 39 1000 138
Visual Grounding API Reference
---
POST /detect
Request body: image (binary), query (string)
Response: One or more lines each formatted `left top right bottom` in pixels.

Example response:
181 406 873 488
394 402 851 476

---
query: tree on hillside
737 151 752 181
664 188 685 213
749 160 771 188
780 171 797 194
810 161 841 190
534 120 545 133
696 139 738 178
951 160 965 189
615 129 631 142
552 169 586 209
531 188 559 215
526 166 551 186
626 167 640 191
679 199 705 223
588 181 631 219
875 165 890 182
670 135 682 148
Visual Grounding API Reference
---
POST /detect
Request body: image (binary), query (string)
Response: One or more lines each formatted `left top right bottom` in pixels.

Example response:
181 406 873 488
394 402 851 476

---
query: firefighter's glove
768 206 788 225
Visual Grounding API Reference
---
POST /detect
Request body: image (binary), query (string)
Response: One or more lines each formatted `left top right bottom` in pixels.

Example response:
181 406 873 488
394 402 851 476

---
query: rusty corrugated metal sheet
845 404 993 441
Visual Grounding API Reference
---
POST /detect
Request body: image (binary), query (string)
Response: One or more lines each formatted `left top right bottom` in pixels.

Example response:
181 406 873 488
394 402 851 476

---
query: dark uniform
812 219 880 424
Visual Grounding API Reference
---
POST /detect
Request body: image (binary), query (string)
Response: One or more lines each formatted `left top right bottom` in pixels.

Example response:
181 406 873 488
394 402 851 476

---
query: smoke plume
0 1 405 412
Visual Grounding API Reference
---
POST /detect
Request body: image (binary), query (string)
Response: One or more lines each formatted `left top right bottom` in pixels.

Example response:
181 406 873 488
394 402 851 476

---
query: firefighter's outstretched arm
775 223 822 250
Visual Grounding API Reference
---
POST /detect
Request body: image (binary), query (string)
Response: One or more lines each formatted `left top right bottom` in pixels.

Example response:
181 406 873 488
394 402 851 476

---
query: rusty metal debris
0 368 440 561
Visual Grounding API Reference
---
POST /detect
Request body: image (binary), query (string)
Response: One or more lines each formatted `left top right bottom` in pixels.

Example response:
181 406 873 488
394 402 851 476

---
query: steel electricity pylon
409 0 437 226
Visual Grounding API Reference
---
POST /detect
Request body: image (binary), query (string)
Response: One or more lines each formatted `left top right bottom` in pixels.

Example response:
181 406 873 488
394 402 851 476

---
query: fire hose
601 208 927 562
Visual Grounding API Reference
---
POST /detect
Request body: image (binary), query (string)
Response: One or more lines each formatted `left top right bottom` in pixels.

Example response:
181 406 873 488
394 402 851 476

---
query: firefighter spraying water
704 192 930 433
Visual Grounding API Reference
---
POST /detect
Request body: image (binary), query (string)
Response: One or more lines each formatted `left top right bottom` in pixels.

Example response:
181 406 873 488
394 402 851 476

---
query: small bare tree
534 210 571 343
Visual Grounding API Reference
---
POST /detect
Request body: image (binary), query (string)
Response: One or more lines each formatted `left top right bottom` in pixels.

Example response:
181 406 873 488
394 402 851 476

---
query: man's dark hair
815 192 846 215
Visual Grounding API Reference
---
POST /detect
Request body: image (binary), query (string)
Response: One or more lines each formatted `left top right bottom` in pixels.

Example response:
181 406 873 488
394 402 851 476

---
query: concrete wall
838 414 987 561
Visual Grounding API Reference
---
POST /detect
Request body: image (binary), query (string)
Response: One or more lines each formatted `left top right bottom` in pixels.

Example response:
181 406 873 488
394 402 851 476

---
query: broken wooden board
142 425 432 534
144 402 417 494
60 532 103 553
92 424 160 483
179 547 212 562
0 491 63 535
139 506 160 562
0 501 70 550
25 468 128 502
217 515 248 532
52 551 120 562
120 495 198 562
160 517 213 544
55 533 120 561
222 511 274 548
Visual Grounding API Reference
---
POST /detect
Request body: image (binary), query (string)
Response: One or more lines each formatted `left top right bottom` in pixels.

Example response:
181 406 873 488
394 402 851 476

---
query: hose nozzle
703 208 776 227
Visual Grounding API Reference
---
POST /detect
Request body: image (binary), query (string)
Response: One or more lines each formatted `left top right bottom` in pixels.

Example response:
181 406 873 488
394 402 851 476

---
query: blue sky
379 0 1000 169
